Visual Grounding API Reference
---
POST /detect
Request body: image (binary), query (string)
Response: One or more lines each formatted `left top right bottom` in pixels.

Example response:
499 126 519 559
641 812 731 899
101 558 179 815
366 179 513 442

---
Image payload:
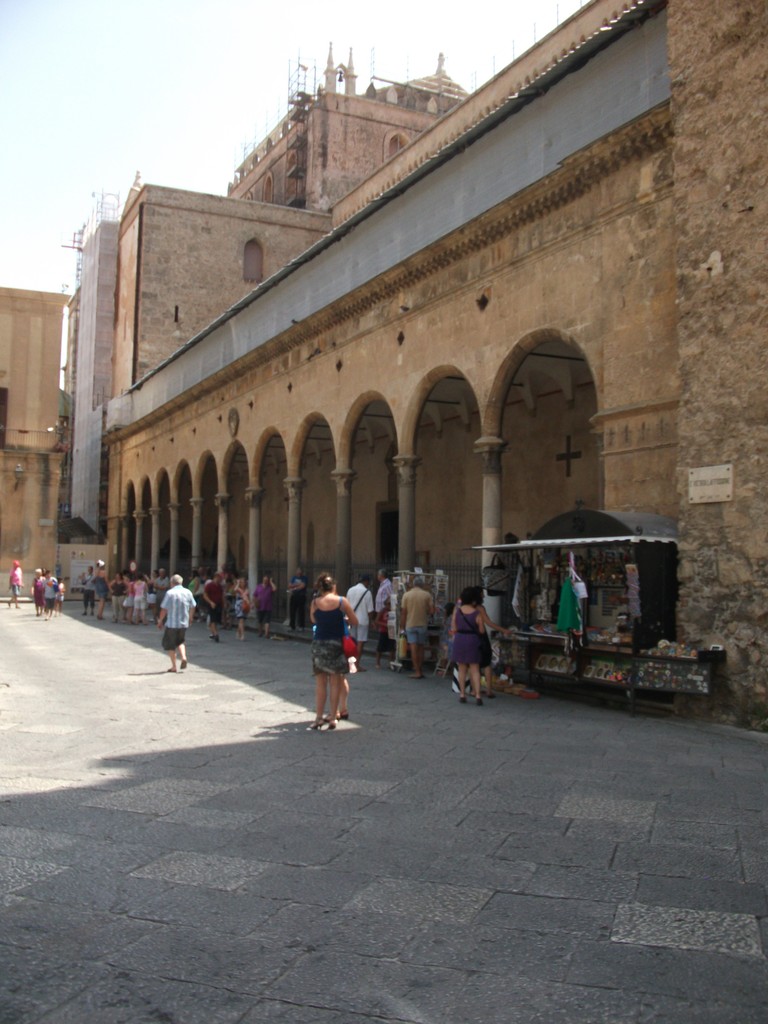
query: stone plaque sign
688 463 732 504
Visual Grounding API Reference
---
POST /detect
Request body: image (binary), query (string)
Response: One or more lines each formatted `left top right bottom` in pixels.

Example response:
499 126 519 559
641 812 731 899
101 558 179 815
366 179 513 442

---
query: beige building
0 287 68 580
102 0 767 722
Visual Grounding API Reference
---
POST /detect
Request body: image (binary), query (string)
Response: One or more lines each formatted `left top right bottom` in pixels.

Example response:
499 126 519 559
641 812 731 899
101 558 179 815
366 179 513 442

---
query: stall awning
475 509 678 552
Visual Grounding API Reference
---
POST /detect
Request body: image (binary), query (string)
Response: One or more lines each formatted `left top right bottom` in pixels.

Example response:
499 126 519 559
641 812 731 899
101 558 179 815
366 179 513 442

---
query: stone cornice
319 104 672 331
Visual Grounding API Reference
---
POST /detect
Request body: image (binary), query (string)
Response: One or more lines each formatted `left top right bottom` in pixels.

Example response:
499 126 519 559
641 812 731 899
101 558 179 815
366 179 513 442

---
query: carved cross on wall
556 434 582 477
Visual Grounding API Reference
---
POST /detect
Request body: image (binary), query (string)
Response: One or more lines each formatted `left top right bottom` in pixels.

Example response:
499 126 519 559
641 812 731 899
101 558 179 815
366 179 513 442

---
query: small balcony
0 427 67 452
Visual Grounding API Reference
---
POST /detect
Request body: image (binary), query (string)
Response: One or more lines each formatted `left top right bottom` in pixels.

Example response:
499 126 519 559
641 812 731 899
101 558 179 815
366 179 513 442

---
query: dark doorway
379 509 399 564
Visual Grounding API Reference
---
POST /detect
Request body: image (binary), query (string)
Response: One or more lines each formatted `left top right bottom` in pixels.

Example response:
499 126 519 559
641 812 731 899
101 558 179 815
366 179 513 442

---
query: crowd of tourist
7 558 510 728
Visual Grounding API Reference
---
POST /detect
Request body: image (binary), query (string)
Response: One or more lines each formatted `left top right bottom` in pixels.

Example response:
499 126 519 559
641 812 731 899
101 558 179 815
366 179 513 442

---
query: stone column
149 506 161 574
214 493 230 573
133 510 147 572
190 497 204 570
168 502 180 575
245 487 264 592
474 436 508 622
393 455 421 571
331 468 356 590
284 477 305 582
117 515 129 570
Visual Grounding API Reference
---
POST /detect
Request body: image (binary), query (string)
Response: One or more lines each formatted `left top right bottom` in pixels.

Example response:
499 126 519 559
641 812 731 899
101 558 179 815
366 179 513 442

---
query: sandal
338 710 349 720
310 719 324 730
459 696 467 703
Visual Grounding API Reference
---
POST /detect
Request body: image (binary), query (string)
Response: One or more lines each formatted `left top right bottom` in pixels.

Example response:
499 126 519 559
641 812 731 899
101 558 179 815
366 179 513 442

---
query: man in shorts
157 574 196 672
400 575 434 679
203 571 225 642
346 574 375 670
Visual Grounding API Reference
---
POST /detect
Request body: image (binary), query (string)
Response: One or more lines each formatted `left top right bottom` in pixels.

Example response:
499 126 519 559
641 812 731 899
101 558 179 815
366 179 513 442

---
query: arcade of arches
116 333 603 590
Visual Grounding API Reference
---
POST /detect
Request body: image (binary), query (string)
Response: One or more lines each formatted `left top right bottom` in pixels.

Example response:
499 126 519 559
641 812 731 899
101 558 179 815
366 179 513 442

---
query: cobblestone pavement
0 604 766 1023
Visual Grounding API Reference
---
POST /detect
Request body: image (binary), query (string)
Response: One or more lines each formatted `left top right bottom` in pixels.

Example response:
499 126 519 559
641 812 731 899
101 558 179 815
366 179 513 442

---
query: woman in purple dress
450 587 485 705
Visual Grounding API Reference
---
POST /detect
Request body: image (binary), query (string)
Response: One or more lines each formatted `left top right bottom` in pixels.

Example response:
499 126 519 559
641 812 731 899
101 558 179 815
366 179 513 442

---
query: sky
0 0 586 296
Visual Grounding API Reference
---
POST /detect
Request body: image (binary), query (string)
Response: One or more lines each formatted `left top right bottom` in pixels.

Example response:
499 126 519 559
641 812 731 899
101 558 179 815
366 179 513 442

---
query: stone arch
192 450 218 496
484 327 591 438
492 328 599 538
173 460 194 574
254 429 288 581
338 390 397 468
293 413 337 571
288 412 337 475
405 368 482 565
155 468 172 569
341 392 399 565
222 440 249 574
254 428 287 484
400 364 474 455
193 452 220 570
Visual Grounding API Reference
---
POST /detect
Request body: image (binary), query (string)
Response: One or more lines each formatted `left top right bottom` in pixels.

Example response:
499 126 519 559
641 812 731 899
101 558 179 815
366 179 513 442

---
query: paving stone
130 850 269 890
556 793 656 822
82 777 231 815
635 874 768 916
2 612 768 1023
0 947 108 1023
476 891 615 938
345 877 491 924
567 939 768 1006
493 832 616 869
401 918 579 981
611 902 763 956
0 855 69 899
451 970 643 1023
37 968 259 1023
650 819 739 849
262 948 468 1022
612 841 744 881
0 897 159 961
524 864 639 902
111 923 299 995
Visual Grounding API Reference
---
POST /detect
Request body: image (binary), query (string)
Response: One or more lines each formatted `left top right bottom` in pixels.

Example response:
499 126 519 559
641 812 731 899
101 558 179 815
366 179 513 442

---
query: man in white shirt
157 574 197 673
346 574 375 670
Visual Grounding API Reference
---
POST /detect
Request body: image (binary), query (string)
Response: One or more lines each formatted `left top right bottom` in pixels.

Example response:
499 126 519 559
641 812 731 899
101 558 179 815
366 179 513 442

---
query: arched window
263 175 273 204
243 239 264 283
387 133 408 158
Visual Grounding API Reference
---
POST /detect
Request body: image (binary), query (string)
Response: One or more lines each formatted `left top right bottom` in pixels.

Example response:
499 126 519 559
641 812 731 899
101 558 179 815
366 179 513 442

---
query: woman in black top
309 573 358 730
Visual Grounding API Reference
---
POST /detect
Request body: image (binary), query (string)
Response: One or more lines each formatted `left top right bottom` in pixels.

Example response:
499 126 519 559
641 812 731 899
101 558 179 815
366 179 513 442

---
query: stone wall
113 187 330 393
669 0 768 723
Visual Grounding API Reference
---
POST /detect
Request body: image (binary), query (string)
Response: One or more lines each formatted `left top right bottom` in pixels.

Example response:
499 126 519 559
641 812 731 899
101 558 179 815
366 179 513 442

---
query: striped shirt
160 585 196 629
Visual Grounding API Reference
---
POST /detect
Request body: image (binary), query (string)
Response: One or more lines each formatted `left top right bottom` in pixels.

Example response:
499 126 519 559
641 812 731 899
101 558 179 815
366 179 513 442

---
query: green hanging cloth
556 577 582 634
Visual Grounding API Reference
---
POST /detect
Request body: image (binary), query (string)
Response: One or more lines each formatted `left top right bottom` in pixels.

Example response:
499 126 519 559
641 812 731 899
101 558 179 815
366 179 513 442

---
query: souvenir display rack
390 570 450 673
480 509 725 712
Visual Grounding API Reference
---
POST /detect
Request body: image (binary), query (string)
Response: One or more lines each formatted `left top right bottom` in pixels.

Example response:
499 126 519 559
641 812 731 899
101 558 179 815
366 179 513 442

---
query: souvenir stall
390 570 450 673
479 509 725 712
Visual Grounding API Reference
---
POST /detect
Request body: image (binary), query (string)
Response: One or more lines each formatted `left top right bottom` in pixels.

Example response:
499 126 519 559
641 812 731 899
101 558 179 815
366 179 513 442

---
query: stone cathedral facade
102 1 768 722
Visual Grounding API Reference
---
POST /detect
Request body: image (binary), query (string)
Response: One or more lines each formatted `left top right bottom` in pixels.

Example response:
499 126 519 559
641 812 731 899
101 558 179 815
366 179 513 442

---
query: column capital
214 492 230 510
245 486 265 508
168 501 180 519
189 496 205 510
283 477 306 502
392 454 421 488
149 506 162 518
133 509 147 521
330 468 357 497
473 435 508 474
